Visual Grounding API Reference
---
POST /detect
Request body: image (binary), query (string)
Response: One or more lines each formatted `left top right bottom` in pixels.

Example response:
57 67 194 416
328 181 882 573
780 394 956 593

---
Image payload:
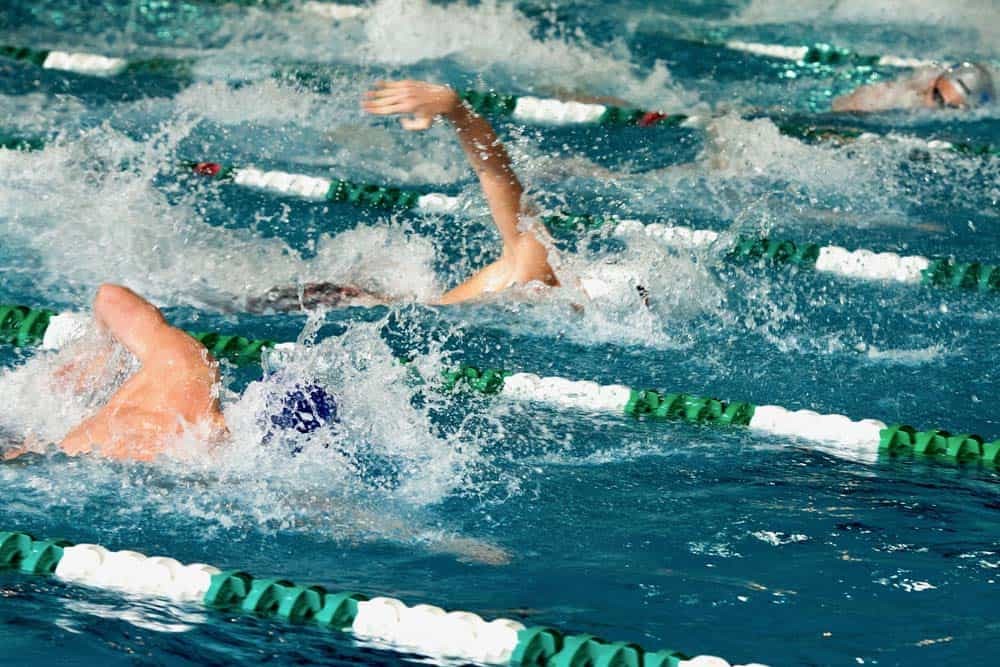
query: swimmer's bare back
247 282 391 313
57 284 227 461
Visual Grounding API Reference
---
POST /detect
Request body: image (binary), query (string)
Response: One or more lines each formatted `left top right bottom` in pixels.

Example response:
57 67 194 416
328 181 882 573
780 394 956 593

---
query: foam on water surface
2 1 1000 665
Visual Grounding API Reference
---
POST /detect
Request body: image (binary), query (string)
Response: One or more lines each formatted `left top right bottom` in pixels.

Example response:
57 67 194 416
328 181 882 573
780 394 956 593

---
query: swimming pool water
1 1 999 665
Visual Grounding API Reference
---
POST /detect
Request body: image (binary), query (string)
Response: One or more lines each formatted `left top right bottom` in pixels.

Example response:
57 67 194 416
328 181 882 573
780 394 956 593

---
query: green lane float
0 134 45 151
921 258 1000 291
623 389 756 427
0 304 276 365
4 136 998 296
445 363 1000 468
3 303 999 469
0 305 53 348
728 237 820 267
187 331 277 366
879 426 1000 464
0 531 758 667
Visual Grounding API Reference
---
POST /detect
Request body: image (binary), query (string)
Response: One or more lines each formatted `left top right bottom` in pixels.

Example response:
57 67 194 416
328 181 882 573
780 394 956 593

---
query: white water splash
0 127 441 309
355 0 694 109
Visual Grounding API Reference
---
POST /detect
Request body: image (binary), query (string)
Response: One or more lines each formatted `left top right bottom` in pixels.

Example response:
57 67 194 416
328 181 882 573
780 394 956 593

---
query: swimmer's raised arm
363 80 557 304
363 80 523 248
51 286 157 394
60 285 225 460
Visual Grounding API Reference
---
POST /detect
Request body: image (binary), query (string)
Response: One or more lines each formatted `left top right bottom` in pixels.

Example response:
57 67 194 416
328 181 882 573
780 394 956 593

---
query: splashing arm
49 286 147 393
91 284 170 363
91 284 207 366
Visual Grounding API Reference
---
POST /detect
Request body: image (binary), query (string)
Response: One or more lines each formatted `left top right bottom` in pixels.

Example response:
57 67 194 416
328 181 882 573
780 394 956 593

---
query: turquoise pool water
1 0 999 665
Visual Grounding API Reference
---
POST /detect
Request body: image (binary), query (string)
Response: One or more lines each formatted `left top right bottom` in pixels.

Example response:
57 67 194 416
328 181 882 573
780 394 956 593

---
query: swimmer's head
268 383 340 435
929 63 995 109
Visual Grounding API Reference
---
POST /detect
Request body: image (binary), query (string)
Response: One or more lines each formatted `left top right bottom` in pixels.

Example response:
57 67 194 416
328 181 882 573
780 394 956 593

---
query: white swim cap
942 62 995 107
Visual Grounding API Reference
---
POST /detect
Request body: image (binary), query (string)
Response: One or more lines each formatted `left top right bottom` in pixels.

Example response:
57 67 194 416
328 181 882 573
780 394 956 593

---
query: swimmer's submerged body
254 80 560 312
247 282 392 312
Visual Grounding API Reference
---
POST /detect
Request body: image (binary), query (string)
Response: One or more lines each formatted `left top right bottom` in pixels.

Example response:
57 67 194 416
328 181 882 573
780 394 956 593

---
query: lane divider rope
182 160 461 214
3 33 999 151
458 89 690 128
12 304 975 470
201 2 953 71
442 364 1000 468
0 531 762 667
2 304 997 468
181 165 1000 295
773 121 999 158
0 118 1000 159
0 43 182 78
2 137 995 294
0 305 283 365
720 40 941 69
0 40 685 128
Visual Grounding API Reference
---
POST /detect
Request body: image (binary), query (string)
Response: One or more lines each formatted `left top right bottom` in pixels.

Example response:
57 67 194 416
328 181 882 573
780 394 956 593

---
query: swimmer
0 285 512 563
0 283 349 463
832 62 995 113
255 79 560 311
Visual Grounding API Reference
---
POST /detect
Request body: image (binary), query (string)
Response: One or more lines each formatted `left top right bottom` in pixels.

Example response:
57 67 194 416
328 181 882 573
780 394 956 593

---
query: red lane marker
193 162 222 177
638 111 668 127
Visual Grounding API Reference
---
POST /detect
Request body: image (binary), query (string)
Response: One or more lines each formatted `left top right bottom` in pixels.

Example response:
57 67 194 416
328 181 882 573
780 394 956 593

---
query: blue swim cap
262 382 398 487
269 383 340 435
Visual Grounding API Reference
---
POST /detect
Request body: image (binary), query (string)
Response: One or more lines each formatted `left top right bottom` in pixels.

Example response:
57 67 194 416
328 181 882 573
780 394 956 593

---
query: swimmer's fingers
362 88 425 116
363 81 424 109
363 95 437 130
362 98 415 115
363 80 459 121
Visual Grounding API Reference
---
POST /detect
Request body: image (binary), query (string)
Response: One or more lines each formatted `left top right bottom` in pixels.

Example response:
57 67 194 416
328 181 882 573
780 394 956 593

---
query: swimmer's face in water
924 74 968 109
923 63 995 110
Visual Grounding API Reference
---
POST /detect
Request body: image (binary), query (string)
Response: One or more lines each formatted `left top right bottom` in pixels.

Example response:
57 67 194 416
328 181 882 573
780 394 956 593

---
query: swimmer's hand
425 534 512 566
362 80 461 131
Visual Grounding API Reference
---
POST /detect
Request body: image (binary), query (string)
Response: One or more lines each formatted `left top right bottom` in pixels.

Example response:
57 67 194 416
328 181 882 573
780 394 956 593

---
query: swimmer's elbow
831 95 855 112
93 283 128 311
93 283 156 320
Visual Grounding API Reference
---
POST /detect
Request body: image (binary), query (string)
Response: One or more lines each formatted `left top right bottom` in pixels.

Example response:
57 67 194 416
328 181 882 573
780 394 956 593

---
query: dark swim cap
264 382 398 488
269 383 340 435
